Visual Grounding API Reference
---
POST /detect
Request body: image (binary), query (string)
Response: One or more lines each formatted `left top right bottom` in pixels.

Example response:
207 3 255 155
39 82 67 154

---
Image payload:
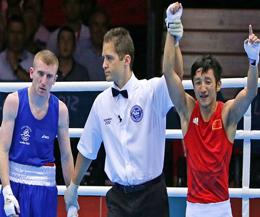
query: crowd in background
0 0 260 189
0 0 112 82
0 0 148 187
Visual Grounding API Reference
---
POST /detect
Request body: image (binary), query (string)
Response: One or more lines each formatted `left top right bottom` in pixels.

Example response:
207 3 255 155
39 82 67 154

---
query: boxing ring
1 78 260 217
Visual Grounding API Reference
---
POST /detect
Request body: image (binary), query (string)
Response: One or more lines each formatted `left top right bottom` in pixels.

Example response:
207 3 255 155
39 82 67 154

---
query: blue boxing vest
9 88 59 166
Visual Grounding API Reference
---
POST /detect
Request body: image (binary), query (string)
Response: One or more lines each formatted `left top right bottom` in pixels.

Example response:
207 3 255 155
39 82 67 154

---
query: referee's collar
112 73 138 96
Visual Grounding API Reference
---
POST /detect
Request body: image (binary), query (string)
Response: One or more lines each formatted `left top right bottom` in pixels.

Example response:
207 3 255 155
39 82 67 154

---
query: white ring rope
0 77 259 93
70 129 260 139
56 186 260 198
0 78 259 217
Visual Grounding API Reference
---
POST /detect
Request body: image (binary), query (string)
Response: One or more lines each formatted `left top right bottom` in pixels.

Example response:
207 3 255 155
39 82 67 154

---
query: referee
65 10 184 217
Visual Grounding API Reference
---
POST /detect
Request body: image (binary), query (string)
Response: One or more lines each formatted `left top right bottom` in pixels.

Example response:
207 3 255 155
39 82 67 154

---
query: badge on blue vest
20 125 32 145
130 105 143 122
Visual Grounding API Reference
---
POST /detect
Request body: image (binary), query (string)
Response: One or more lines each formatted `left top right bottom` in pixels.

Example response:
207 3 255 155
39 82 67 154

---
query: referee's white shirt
78 73 173 185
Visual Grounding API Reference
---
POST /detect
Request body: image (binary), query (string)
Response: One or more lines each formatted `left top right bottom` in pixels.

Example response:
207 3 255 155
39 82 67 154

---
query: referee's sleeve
152 76 173 117
77 101 102 160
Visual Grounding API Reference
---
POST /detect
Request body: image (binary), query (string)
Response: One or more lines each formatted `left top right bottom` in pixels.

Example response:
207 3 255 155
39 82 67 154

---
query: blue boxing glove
244 25 260 66
165 2 183 44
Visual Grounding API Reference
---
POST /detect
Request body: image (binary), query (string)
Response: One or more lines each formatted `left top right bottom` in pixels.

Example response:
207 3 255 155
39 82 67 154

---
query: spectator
6 0 22 18
56 26 89 81
0 15 34 81
80 0 97 26
0 13 6 52
46 0 90 59
22 0 50 54
96 0 147 26
77 7 110 81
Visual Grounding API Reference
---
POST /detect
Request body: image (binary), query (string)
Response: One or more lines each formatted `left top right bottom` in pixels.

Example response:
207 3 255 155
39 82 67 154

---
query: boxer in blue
0 50 74 217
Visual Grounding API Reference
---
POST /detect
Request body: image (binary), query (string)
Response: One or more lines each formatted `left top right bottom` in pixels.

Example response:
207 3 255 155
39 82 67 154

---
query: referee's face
102 41 125 85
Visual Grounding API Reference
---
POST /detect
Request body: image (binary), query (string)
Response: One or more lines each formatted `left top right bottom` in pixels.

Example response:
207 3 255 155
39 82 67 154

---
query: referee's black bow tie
112 87 128 98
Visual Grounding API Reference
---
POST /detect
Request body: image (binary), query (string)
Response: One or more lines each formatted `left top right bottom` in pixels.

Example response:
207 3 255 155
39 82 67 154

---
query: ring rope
0 78 259 217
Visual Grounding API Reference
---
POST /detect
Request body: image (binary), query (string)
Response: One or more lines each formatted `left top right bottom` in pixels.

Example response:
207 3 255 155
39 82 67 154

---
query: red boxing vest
184 101 233 203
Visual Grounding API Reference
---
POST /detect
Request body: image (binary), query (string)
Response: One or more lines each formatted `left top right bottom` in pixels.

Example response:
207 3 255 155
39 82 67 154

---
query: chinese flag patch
212 119 222 130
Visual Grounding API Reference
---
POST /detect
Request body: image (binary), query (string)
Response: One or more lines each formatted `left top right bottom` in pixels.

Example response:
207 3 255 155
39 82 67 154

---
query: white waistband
186 199 232 217
9 161 56 187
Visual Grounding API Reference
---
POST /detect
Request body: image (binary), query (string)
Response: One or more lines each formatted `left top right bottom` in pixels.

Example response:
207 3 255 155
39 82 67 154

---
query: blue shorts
0 181 58 217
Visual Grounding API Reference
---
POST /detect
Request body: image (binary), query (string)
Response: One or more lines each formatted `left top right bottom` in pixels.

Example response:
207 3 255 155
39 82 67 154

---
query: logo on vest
212 119 222 130
104 118 112 125
130 105 143 122
193 117 199 125
20 125 32 145
41 134 50 139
